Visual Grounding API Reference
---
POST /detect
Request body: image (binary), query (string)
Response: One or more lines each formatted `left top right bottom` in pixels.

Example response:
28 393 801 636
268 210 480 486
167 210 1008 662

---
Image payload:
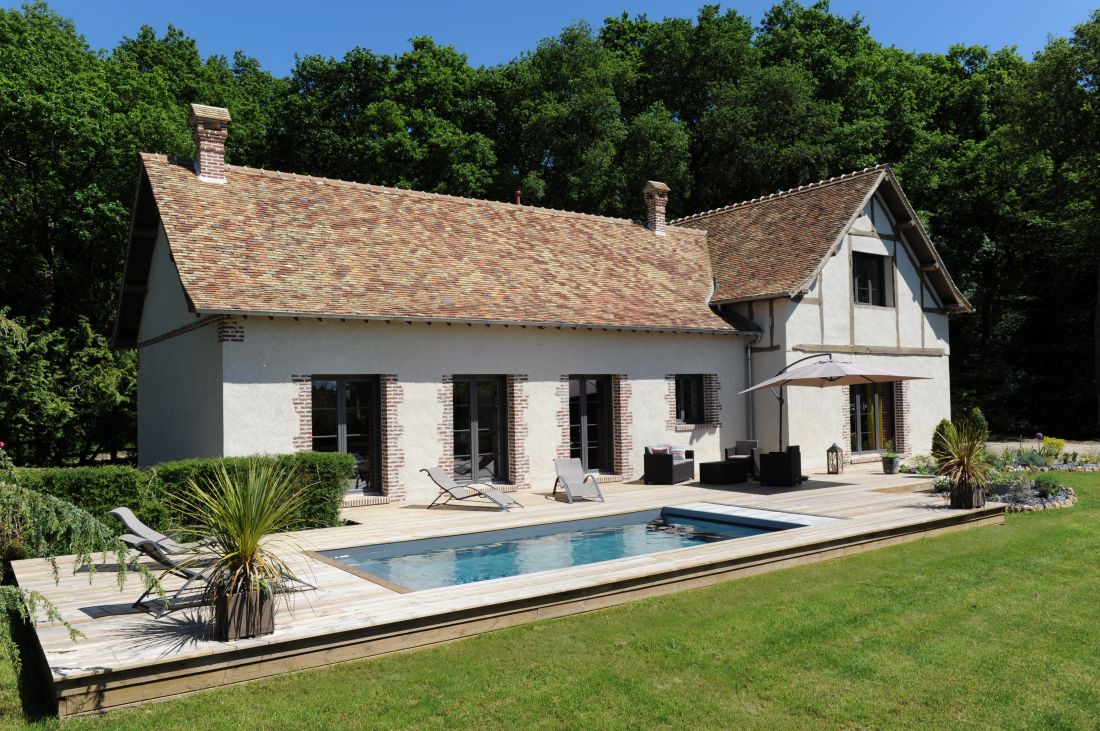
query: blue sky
6 1 1097 73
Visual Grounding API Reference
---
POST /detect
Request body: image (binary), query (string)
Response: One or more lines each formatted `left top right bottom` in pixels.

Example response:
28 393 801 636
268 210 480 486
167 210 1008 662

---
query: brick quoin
612 375 633 478
437 375 454 477
703 374 721 426
555 375 571 459
894 380 911 456
380 375 405 501
291 375 312 452
664 375 678 430
216 316 244 343
506 375 531 490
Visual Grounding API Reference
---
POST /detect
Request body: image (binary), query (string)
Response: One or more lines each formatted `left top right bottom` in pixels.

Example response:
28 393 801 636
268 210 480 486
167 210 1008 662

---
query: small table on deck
699 459 749 485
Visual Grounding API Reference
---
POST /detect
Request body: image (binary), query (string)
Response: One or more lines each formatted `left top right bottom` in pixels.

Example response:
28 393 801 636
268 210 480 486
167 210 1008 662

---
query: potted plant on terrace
176 460 307 641
881 439 900 474
932 415 991 509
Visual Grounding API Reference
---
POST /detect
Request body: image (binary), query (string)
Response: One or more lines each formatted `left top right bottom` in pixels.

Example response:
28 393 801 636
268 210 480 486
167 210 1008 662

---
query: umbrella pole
778 386 784 451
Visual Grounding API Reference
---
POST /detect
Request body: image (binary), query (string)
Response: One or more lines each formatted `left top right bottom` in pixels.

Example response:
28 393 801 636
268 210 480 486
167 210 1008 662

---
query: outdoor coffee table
699 459 749 485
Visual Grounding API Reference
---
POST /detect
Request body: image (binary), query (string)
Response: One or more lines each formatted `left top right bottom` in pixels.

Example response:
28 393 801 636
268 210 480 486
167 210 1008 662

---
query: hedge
14 465 168 531
14 452 356 535
153 452 355 530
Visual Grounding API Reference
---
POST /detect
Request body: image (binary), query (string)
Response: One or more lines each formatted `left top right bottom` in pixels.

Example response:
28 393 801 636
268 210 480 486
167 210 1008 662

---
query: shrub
1007 479 1032 503
175 460 306 624
1033 472 1064 499
932 417 991 507
932 418 952 453
13 465 167 531
1017 449 1047 468
154 452 354 530
967 407 989 437
1041 437 1066 461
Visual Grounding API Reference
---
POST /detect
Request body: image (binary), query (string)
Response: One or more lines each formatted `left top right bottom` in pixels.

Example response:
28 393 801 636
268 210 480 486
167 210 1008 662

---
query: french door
569 376 613 473
311 376 380 491
849 383 895 453
453 376 508 483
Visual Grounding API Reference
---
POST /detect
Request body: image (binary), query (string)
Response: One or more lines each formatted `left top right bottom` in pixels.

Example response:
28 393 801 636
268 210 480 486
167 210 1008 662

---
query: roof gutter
193 308 758 337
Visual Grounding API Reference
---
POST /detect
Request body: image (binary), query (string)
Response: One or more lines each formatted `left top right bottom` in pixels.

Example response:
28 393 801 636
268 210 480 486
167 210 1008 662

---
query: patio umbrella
738 355 930 451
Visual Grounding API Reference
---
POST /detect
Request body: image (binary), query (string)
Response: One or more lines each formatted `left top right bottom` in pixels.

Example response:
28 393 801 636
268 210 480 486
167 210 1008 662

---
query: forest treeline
1 1 1098 464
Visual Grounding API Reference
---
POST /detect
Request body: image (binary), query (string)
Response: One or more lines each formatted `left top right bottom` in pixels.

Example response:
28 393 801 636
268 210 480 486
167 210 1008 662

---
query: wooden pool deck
11 466 1005 717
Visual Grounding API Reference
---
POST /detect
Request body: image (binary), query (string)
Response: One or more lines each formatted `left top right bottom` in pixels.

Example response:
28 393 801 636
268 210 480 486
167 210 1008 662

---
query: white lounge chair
421 467 523 511
553 459 605 503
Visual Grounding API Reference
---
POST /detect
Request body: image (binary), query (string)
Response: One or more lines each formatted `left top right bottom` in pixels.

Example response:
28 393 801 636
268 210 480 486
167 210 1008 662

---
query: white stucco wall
221 319 750 502
744 192 956 466
136 228 224 466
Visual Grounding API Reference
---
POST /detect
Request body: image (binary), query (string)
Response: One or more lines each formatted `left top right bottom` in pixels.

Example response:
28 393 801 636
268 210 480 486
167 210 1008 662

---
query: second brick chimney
188 103 231 183
643 180 670 236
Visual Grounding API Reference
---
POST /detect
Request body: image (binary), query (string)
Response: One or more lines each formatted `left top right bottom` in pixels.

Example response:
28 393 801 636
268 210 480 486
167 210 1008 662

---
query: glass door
569 376 613 473
311 376 380 492
453 376 507 483
849 383 895 453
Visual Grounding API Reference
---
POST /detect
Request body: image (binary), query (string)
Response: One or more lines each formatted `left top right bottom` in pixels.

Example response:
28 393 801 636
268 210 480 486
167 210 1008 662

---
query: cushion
647 445 670 454
670 446 689 460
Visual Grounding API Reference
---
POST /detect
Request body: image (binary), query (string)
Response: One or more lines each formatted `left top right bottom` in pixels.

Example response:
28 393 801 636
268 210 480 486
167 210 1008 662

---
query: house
113 104 971 502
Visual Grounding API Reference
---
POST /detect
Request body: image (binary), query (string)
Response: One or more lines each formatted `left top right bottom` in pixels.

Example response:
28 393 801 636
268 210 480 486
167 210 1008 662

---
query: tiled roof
671 166 887 303
138 154 741 334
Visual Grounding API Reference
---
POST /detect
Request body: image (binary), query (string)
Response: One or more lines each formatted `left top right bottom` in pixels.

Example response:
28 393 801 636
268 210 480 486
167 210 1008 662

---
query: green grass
4 473 1100 730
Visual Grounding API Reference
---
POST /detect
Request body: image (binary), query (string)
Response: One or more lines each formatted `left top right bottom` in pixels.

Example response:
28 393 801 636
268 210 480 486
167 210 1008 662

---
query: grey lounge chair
119 533 210 618
421 467 523 511
552 459 605 503
107 507 204 554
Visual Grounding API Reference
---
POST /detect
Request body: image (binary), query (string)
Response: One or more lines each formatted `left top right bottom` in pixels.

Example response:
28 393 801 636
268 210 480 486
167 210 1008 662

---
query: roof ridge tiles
668 164 889 225
213 160 647 228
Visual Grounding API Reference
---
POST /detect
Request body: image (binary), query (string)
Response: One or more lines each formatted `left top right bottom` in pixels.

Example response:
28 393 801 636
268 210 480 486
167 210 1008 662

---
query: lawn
3 473 1099 730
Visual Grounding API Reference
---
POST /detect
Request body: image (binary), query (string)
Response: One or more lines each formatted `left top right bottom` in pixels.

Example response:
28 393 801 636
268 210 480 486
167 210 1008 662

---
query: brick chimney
188 103 231 183
643 180 670 236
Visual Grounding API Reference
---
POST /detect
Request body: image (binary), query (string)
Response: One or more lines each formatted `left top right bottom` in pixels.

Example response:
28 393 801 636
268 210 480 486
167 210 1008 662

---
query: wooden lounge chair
552 459 605 503
421 467 523 511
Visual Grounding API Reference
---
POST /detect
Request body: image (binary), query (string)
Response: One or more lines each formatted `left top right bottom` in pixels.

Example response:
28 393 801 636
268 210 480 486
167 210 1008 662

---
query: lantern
827 442 843 474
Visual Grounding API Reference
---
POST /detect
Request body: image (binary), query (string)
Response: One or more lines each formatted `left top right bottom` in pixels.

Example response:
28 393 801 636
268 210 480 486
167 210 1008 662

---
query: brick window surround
666 374 721 432
611 375 634 478
291 374 405 501
557 375 633 478
437 374 529 490
838 382 911 460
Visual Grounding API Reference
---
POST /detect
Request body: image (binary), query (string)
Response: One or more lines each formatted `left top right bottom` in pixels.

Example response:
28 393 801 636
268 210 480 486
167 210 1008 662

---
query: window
312 376 380 491
675 375 705 424
853 252 887 306
569 376 613 472
452 376 508 483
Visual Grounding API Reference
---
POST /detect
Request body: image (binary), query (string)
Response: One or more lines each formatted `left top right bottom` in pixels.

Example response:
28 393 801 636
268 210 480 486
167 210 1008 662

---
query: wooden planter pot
950 483 986 510
214 589 274 641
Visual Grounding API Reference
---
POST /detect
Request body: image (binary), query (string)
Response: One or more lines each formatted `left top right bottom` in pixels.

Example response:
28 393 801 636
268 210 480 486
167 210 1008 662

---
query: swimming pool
317 507 799 592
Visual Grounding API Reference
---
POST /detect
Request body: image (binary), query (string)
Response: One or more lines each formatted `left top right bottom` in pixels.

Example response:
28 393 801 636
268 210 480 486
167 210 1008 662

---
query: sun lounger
421 467 523 511
107 506 203 554
552 459 605 503
118 533 210 617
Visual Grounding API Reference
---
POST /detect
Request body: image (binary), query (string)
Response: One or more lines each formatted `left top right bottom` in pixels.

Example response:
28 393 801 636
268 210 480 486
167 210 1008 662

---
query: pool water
319 508 783 591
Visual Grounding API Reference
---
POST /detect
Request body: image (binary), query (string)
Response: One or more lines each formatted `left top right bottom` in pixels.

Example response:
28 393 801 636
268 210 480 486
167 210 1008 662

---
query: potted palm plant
932 416 991 509
176 460 307 641
881 439 900 474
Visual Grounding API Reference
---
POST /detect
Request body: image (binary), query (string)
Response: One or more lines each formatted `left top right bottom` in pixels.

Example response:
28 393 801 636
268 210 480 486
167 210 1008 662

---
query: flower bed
995 487 1077 512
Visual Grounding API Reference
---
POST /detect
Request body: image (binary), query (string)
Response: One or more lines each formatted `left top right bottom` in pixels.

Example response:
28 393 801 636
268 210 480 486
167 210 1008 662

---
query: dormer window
853 252 887 306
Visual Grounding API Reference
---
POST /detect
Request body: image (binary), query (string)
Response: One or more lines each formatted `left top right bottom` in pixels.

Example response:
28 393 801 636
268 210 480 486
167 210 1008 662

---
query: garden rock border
994 487 1078 513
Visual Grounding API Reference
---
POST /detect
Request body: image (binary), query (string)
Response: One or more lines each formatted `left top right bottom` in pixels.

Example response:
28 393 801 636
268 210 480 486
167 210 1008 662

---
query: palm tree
175 460 307 640
932 416 992 509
